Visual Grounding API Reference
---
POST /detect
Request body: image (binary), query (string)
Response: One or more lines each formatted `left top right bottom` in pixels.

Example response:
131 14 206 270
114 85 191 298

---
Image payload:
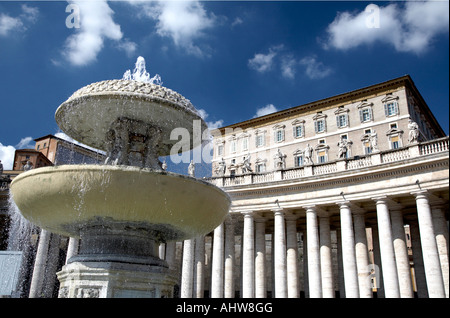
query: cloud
0 143 16 170
300 55 333 79
325 1 449 54
280 55 297 79
249 45 331 80
254 104 278 118
198 109 224 129
129 0 217 57
0 136 35 170
248 45 282 73
0 4 38 37
62 0 125 66
15 137 34 149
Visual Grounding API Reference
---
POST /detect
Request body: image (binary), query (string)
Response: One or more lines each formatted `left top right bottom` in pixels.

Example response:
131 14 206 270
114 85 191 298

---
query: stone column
273 208 287 297
286 214 299 298
373 196 400 298
254 216 267 298
29 229 51 298
211 222 224 298
319 212 334 298
338 201 359 298
65 238 79 264
224 216 235 298
180 239 194 298
165 241 176 270
353 212 372 298
412 191 446 297
194 236 205 298
409 221 428 297
305 206 322 298
390 210 414 298
431 205 449 298
336 228 345 298
242 211 255 298
371 226 384 297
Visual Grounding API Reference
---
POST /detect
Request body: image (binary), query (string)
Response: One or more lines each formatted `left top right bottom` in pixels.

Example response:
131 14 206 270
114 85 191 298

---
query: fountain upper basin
10 165 230 241
55 80 208 156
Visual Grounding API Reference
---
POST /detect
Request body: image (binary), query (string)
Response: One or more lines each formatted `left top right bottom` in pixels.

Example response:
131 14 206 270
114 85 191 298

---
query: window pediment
381 94 399 103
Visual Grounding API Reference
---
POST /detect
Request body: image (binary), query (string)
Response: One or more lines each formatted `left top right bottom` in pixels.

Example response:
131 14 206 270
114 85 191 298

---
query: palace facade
174 75 449 298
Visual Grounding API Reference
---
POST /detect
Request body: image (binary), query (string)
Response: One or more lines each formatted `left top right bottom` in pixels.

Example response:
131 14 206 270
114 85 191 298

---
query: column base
57 260 178 298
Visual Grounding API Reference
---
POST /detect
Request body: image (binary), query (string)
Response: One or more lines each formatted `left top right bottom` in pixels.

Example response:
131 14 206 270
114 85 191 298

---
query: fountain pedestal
57 261 178 298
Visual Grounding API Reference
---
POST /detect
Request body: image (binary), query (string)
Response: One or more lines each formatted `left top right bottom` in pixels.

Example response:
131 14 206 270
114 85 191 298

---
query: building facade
173 75 449 298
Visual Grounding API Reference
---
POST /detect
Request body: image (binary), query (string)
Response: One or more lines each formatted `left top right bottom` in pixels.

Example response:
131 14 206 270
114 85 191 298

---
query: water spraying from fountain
122 56 163 85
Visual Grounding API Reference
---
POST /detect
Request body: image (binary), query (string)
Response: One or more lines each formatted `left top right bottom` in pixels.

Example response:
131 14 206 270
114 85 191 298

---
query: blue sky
0 0 448 175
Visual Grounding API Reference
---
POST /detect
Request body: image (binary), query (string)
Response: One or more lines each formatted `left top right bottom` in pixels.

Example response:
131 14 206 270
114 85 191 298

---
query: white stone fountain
10 57 230 298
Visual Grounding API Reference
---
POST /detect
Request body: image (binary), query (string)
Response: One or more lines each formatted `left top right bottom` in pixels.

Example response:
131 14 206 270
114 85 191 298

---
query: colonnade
177 190 449 298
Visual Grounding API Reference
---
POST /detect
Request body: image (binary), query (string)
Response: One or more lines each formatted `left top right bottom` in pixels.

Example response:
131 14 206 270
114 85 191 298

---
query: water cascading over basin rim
55 79 209 156
10 164 231 241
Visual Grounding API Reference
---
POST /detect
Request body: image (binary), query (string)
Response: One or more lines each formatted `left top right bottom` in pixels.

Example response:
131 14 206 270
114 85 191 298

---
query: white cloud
280 55 297 79
198 109 224 129
300 55 333 79
248 46 282 73
0 143 16 170
254 104 278 118
129 0 217 57
325 1 449 54
0 4 38 37
63 0 124 66
15 137 34 149
116 38 137 57
0 136 36 170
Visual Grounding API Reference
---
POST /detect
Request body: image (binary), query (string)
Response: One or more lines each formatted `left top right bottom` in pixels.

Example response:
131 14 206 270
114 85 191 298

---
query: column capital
271 207 285 216
410 189 428 199
336 200 351 208
241 210 254 218
371 195 389 203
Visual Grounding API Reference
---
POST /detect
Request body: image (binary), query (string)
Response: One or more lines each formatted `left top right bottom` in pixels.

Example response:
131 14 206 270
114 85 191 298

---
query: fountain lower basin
10 164 230 241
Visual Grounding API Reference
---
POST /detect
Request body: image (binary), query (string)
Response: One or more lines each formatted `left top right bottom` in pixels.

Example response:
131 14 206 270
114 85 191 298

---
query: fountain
9 57 230 298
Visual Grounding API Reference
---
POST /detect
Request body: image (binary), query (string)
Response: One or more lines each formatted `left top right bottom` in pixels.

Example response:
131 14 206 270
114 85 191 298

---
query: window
273 124 286 143
217 144 224 156
335 107 349 129
256 163 266 173
360 108 372 122
315 119 325 133
256 135 264 147
385 101 398 116
294 155 304 167
292 119 305 139
336 114 348 128
357 101 374 123
294 125 303 138
275 129 284 142
315 143 329 164
230 140 236 153
313 112 327 134
391 136 400 149
382 95 400 117
364 141 372 154
317 150 327 163
242 137 249 151
255 130 266 148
